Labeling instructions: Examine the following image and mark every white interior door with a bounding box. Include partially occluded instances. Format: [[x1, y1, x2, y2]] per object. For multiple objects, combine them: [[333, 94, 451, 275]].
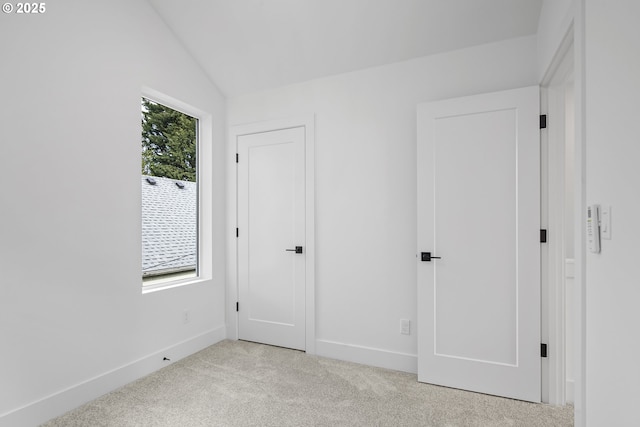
[[237, 127, 306, 351], [417, 86, 541, 402]]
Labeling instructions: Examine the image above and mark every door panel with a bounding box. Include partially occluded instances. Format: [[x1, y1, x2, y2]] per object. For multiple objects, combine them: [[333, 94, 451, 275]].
[[237, 127, 305, 350], [417, 86, 540, 402], [434, 109, 517, 366]]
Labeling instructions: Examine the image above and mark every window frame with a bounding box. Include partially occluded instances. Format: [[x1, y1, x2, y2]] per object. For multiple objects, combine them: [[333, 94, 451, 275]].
[[140, 87, 212, 294]]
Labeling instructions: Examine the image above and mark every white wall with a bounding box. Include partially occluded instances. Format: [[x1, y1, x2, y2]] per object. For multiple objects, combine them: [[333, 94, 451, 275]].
[[0, 1, 226, 425], [584, 0, 640, 424], [228, 36, 538, 370], [538, 0, 575, 80]]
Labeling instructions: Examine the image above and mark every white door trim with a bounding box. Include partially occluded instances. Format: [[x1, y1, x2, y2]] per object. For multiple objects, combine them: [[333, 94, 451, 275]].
[[227, 115, 316, 354], [539, 7, 587, 424], [572, 8, 587, 424], [540, 23, 578, 407]]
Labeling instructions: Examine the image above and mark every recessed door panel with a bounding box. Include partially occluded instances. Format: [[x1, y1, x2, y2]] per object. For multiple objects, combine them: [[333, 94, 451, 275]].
[[434, 109, 517, 366]]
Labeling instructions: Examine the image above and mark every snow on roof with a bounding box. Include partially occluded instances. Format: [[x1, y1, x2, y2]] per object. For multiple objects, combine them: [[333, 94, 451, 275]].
[[141, 175, 196, 277]]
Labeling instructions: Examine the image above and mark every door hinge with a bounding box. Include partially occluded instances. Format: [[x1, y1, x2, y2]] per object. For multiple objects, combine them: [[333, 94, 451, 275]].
[[236, 302, 239, 312], [236, 228, 239, 238], [540, 229, 548, 243], [540, 114, 547, 129], [541, 343, 548, 358], [236, 153, 239, 163]]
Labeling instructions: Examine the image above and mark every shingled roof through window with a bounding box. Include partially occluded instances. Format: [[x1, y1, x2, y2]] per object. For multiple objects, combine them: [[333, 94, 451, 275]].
[[142, 175, 196, 277]]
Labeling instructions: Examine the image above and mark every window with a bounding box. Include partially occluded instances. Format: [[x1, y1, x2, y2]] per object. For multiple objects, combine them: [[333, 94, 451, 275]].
[[141, 97, 198, 286]]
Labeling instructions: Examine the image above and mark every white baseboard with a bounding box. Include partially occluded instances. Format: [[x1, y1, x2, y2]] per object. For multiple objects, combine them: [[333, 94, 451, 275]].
[[0, 327, 226, 427], [566, 379, 575, 404], [315, 339, 417, 374]]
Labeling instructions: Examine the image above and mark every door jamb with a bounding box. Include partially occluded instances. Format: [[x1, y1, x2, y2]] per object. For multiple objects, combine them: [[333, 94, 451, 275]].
[[540, 23, 580, 408], [227, 115, 316, 354]]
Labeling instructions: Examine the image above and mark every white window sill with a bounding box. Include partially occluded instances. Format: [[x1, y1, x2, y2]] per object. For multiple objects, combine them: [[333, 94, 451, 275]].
[[142, 272, 203, 294]]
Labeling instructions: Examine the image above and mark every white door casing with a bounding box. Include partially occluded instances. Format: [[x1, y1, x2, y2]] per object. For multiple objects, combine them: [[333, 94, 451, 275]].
[[417, 86, 541, 402], [237, 126, 306, 351]]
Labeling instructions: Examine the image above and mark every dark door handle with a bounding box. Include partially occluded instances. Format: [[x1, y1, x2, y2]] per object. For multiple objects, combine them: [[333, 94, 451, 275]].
[[421, 252, 441, 262], [286, 246, 303, 254]]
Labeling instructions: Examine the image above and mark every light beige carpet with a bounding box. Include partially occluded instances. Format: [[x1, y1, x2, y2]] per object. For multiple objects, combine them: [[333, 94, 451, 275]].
[[42, 340, 573, 426]]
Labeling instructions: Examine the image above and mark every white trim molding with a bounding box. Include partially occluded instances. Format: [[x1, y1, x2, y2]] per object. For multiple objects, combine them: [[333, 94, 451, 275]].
[[565, 258, 576, 404], [316, 339, 417, 374], [0, 327, 226, 427]]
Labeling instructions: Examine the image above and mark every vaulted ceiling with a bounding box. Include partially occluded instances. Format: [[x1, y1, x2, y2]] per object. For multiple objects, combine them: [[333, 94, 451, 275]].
[[148, 0, 542, 97]]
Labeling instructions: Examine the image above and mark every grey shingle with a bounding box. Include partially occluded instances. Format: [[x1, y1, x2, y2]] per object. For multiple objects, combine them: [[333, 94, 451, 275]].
[[141, 175, 196, 276]]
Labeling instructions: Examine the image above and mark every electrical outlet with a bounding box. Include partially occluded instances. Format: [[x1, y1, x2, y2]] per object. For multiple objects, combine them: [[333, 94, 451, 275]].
[[183, 310, 191, 324], [400, 319, 411, 335]]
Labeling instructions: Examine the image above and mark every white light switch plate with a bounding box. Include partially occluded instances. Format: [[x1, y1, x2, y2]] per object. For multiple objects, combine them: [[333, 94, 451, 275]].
[[400, 319, 411, 335]]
